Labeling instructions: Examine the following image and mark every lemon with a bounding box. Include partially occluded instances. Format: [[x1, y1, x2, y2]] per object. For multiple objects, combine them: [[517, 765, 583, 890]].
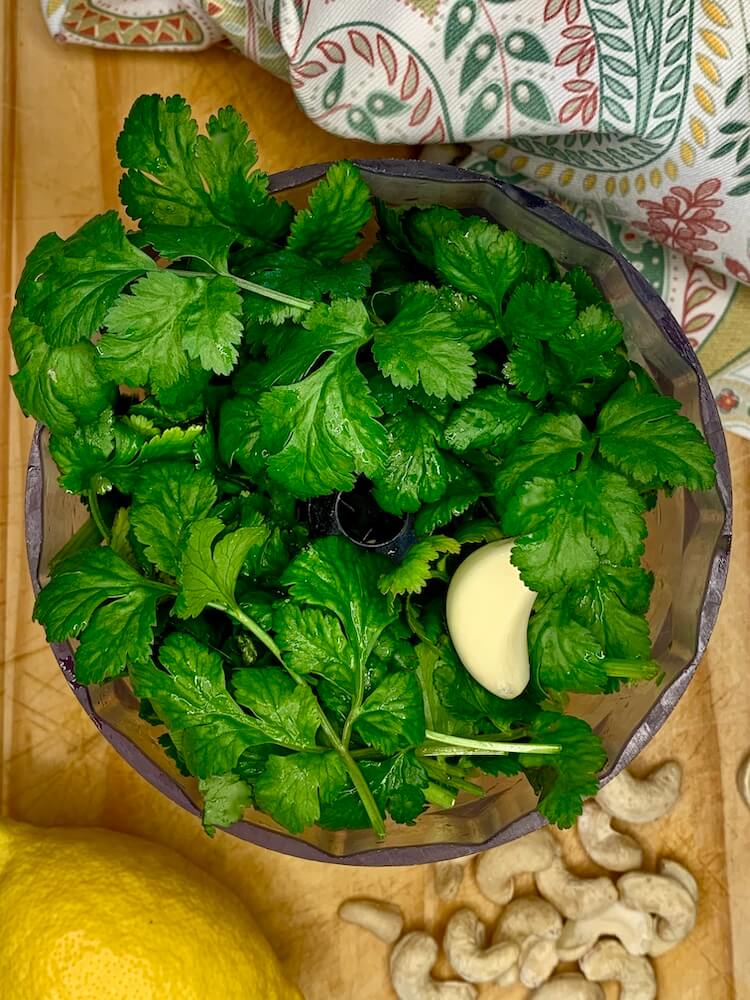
[[0, 819, 301, 1000]]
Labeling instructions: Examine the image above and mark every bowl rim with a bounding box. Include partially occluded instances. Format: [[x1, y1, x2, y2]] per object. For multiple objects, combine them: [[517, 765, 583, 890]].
[[24, 158, 733, 865]]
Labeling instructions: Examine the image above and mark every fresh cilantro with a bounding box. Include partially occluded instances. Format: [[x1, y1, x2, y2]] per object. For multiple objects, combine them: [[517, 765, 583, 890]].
[[281, 537, 396, 663], [353, 672, 425, 753], [378, 536, 461, 598], [504, 280, 577, 341], [176, 517, 268, 619], [130, 461, 217, 576], [520, 712, 608, 828], [596, 373, 716, 491], [200, 774, 252, 835], [371, 409, 449, 515], [287, 161, 372, 261], [255, 751, 348, 834], [33, 547, 172, 684], [129, 633, 268, 776], [503, 466, 646, 592], [99, 271, 243, 392], [14, 94, 719, 841], [20, 213, 155, 347], [10, 311, 114, 436], [232, 667, 321, 749], [118, 95, 292, 239], [444, 385, 536, 453], [49, 413, 203, 494], [274, 604, 353, 695], [494, 413, 593, 505], [432, 218, 524, 319], [372, 285, 476, 401]]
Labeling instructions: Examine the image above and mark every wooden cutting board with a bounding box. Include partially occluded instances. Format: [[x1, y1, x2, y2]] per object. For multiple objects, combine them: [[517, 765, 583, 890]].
[[2, 6, 749, 998]]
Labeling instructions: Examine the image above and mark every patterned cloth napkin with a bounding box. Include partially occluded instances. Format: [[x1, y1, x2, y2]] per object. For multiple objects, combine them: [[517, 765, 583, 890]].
[[43, 0, 750, 438]]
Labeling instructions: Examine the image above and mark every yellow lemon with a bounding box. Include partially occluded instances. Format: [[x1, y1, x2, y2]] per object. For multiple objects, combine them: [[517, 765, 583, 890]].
[[0, 819, 301, 1000]]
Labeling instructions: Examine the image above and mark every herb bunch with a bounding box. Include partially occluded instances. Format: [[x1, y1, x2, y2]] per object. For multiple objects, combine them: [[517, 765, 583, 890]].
[[11, 95, 716, 838]]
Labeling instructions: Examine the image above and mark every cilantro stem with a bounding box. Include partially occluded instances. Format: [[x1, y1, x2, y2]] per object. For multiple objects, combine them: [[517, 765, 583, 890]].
[[421, 730, 562, 757], [170, 269, 313, 312], [421, 760, 485, 798], [226, 601, 386, 838], [425, 783, 456, 810], [87, 491, 110, 543]]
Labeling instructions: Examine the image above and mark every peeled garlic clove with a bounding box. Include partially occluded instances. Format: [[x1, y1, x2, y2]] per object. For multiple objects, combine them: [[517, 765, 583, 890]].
[[446, 538, 536, 699]]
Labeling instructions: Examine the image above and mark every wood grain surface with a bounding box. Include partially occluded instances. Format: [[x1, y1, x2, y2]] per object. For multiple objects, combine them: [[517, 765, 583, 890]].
[[1, 6, 749, 998]]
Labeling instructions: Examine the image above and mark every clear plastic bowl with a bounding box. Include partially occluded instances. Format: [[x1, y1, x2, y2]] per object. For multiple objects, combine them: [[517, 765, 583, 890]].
[[25, 161, 732, 865]]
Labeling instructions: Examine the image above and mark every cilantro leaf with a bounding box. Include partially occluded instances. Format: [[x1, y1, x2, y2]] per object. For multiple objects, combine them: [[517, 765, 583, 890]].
[[596, 374, 716, 491], [522, 712, 607, 827], [287, 161, 372, 261], [21, 213, 155, 347], [503, 338, 549, 401], [282, 537, 397, 662], [136, 224, 236, 272], [259, 356, 386, 498], [504, 466, 646, 592], [378, 536, 461, 598], [118, 95, 292, 239], [238, 250, 370, 323], [10, 311, 114, 436], [217, 395, 265, 477], [176, 517, 268, 618], [403, 206, 466, 269], [528, 595, 609, 694], [129, 633, 267, 777], [372, 285, 476, 401], [354, 672, 426, 753], [99, 271, 243, 392], [254, 751, 348, 834], [274, 604, 353, 694], [320, 751, 430, 828], [232, 668, 320, 749], [33, 547, 171, 684], [432, 218, 524, 319], [444, 385, 537, 453], [568, 564, 654, 660], [371, 410, 449, 515], [494, 413, 592, 506], [413, 483, 483, 536], [130, 461, 217, 576], [49, 413, 203, 494], [504, 281, 577, 341], [549, 304, 624, 381], [200, 774, 252, 835], [565, 266, 604, 308]]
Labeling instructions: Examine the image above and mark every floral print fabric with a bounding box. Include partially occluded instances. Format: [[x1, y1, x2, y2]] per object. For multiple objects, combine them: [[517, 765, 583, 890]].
[[42, 0, 750, 438]]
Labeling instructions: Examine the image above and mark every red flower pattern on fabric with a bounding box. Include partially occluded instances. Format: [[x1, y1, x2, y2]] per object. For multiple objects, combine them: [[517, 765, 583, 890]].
[[724, 256, 750, 283], [632, 179, 731, 262]]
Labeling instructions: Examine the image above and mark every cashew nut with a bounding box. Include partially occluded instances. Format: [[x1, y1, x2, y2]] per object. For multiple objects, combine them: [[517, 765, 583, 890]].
[[390, 932, 478, 1000], [532, 973, 605, 999], [556, 901, 654, 961], [535, 856, 617, 920], [646, 860, 699, 957], [518, 937, 559, 988], [577, 800, 643, 871], [597, 761, 682, 823], [434, 858, 470, 901], [738, 753, 750, 809], [475, 827, 559, 905], [443, 908, 518, 983], [496, 896, 564, 944], [580, 939, 657, 1000], [338, 898, 404, 943], [618, 871, 697, 946], [658, 858, 698, 902], [494, 896, 563, 988]]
